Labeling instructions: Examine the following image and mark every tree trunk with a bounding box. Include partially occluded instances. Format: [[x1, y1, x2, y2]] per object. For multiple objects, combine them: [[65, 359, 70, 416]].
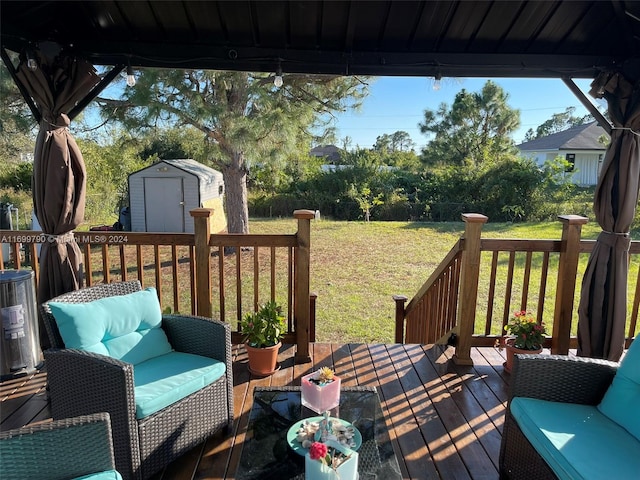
[[222, 155, 249, 234]]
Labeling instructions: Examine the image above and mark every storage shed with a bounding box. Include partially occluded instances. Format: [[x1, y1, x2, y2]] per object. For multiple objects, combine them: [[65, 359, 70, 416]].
[[128, 159, 226, 233]]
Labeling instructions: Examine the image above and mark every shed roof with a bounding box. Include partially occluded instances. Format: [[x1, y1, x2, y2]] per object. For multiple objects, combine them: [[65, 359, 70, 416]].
[[517, 122, 609, 151], [134, 159, 223, 182]]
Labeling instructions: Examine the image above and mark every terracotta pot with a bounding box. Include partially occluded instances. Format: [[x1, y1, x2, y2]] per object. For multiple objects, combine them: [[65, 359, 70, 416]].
[[246, 342, 281, 376], [503, 338, 542, 374]]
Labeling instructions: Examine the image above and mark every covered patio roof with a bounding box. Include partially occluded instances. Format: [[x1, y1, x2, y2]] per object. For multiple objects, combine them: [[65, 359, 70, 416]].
[[2, 0, 640, 80]]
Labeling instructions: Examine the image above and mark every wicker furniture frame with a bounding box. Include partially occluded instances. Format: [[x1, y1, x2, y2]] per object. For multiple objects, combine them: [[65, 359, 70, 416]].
[[0, 412, 118, 480], [40, 280, 234, 480], [499, 353, 619, 480]]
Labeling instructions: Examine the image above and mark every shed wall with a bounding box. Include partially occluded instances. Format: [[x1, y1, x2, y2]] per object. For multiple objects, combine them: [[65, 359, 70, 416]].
[[129, 163, 200, 233], [129, 160, 226, 233]]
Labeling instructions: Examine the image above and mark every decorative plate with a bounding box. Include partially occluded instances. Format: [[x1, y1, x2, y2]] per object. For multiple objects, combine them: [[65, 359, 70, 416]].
[[287, 416, 362, 456]]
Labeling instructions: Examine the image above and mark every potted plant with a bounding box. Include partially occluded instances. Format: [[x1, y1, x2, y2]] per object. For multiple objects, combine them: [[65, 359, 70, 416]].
[[301, 367, 341, 414], [305, 440, 358, 480], [241, 300, 286, 376], [502, 310, 547, 374]]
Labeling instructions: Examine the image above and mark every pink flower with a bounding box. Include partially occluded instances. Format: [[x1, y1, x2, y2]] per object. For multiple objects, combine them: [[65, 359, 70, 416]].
[[309, 442, 328, 461]]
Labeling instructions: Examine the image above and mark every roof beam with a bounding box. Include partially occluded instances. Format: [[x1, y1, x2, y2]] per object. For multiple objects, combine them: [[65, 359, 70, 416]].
[[561, 77, 612, 135], [1, 47, 41, 123]]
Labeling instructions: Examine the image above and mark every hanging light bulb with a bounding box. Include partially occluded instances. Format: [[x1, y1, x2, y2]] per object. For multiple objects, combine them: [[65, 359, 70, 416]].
[[433, 73, 442, 91], [273, 65, 283, 88], [26, 52, 38, 71], [126, 63, 136, 87]]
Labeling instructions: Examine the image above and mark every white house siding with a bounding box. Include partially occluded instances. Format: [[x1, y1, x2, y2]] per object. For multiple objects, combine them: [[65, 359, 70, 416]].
[[519, 150, 602, 186], [570, 152, 602, 186]]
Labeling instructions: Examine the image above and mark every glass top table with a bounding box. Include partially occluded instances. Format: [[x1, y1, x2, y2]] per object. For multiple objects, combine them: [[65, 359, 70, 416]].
[[236, 386, 402, 480]]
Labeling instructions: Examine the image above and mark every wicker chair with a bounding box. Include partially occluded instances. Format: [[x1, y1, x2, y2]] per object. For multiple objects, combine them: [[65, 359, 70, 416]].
[[40, 280, 234, 480], [499, 353, 619, 480], [0, 412, 120, 480]]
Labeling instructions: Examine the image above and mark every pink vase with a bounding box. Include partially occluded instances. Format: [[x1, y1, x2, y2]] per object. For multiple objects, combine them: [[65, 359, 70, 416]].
[[301, 373, 341, 413]]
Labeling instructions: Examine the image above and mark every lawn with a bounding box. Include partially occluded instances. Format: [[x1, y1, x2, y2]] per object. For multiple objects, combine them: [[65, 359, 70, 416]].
[[250, 217, 605, 344]]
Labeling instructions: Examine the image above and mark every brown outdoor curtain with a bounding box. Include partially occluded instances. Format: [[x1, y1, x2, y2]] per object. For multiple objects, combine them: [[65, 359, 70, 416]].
[[577, 72, 640, 361], [15, 53, 100, 324]]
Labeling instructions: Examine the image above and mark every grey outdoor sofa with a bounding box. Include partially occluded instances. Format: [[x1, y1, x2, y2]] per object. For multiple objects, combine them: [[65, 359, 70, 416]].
[[0, 412, 120, 480], [40, 280, 234, 480], [499, 352, 632, 479]]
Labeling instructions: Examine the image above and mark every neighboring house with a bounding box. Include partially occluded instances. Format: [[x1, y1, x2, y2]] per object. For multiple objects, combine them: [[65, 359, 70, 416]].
[[517, 122, 609, 186], [310, 145, 343, 164]]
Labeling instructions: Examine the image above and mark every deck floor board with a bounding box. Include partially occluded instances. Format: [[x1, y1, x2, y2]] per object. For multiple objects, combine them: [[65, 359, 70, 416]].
[[0, 344, 511, 479]]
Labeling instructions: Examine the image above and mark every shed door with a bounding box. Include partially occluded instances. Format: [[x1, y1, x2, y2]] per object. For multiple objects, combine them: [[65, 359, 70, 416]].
[[144, 177, 184, 232]]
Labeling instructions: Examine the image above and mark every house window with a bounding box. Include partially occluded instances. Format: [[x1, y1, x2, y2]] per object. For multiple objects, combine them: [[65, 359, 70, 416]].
[[565, 153, 575, 172]]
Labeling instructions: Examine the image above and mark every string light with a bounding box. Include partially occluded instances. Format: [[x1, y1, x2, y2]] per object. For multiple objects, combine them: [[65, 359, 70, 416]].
[[433, 72, 442, 91], [126, 63, 136, 87], [26, 51, 38, 71], [274, 64, 283, 88]]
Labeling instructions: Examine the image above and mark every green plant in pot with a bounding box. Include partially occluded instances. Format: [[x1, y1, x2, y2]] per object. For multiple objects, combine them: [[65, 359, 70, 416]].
[[502, 310, 547, 374], [241, 300, 286, 376]]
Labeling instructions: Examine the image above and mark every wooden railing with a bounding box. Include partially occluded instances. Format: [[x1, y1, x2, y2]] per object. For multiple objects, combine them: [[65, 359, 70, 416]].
[[395, 214, 639, 364], [0, 209, 316, 363], [393, 240, 463, 345]]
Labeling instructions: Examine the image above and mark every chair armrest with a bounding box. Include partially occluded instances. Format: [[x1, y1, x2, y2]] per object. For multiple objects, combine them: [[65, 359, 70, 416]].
[[45, 349, 136, 419], [511, 354, 618, 405], [0, 412, 117, 480], [162, 314, 232, 364], [44, 349, 141, 479]]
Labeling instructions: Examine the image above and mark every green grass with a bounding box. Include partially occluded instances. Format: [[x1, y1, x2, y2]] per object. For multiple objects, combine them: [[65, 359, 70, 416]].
[[250, 218, 607, 344]]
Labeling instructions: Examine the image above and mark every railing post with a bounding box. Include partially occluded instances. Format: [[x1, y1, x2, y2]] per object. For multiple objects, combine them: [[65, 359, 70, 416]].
[[552, 215, 588, 354], [453, 213, 488, 365], [309, 292, 318, 343], [393, 295, 408, 343], [294, 209, 315, 363], [190, 208, 213, 318]]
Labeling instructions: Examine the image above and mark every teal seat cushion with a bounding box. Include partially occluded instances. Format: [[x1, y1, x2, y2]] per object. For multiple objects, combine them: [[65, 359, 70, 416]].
[[73, 470, 123, 480], [133, 351, 226, 419], [48, 287, 172, 365], [511, 397, 640, 480], [598, 339, 640, 442]]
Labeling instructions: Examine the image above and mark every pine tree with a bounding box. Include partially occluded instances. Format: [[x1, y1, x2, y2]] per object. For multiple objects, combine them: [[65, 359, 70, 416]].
[[98, 70, 367, 233]]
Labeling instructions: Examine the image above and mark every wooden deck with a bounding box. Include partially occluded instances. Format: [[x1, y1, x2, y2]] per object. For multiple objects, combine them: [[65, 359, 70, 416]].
[[1, 344, 514, 479]]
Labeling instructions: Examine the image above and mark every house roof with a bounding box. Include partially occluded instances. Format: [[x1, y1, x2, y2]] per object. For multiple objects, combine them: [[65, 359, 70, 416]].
[[310, 145, 343, 163], [2, 1, 640, 80], [517, 122, 609, 151]]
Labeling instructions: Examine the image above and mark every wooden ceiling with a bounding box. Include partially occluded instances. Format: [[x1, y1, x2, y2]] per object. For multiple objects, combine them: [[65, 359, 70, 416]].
[[2, 1, 640, 79]]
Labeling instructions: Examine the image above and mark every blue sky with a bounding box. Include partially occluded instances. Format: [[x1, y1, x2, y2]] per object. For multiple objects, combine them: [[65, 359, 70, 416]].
[[328, 76, 601, 151]]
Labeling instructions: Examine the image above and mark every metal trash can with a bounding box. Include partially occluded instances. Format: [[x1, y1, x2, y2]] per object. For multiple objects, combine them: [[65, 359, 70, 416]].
[[0, 270, 42, 379]]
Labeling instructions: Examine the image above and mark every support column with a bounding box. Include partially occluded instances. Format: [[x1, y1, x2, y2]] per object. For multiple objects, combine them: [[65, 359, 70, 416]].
[[294, 209, 315, 363], [190, 208, 213, 318], [453, 213, 488, 365], [552, 215, 588, 354], [393, 295, 408, 343]]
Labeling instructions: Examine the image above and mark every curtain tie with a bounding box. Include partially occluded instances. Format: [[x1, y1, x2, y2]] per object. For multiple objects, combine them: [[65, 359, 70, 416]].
[[43, 113, 71, 141], [611, 127, 640, 137], [599, 230, 631, 251]]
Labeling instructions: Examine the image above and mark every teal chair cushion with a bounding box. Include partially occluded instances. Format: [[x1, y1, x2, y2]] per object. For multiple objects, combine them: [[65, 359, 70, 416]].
[[511, 397, 640, 480], [49, 287, 172, 365], [133, 351, 226, 419], [73, 471, 123, 480], [598, 339, 640, 442]]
